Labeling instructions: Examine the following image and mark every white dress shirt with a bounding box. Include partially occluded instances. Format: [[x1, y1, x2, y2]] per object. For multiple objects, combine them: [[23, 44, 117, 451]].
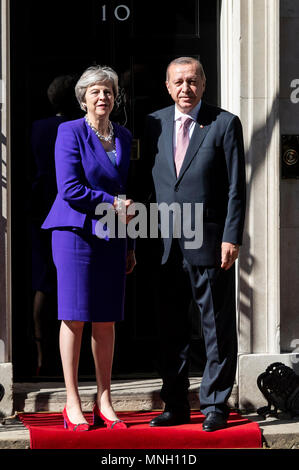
[[173, 100, 202, 154]]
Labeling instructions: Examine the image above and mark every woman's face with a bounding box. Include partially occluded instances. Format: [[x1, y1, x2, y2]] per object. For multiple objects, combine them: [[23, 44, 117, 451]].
[[84, 81, 115, 120]]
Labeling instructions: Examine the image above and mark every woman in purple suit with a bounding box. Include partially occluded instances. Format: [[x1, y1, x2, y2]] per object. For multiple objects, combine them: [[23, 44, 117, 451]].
[[42, 65, 136, 431]]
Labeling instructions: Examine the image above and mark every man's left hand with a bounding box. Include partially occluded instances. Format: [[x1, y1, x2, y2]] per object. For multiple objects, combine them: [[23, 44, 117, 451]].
[[221, 242, 239, 270]]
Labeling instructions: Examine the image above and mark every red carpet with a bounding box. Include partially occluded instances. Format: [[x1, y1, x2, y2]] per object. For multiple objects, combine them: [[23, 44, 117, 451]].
[[18, 410, 262, 449]]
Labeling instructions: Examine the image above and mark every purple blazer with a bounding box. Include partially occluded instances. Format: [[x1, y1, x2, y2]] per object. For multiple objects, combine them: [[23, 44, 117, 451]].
[[42, 117, 133, 241]]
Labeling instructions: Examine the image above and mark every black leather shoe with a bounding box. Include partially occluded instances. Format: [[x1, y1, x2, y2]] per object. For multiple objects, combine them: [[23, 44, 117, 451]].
[[150, 411, 190, 427], [202, 411, 227, 432]]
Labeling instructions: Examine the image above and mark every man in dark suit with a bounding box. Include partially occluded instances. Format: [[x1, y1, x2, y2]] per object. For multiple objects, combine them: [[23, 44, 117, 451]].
[[144, 57, 246, 431]]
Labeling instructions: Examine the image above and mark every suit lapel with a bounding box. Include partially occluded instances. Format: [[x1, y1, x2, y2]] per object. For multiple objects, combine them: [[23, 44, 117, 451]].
[[113, 125, 122, 168], [176, 102, 211, 182], [162, 107, 177, 178], [85, 119, 121, 176]]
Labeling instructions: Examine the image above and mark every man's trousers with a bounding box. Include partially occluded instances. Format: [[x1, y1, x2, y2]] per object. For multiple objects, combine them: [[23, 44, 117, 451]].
[[157, 240, 237, 417]]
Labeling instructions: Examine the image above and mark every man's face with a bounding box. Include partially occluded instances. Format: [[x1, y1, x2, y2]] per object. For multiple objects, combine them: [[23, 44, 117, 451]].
[[166, 62, 205, 113]]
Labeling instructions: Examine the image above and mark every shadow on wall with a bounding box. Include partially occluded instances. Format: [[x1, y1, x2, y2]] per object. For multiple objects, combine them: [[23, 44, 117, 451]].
[[238, 93, 280, 352]]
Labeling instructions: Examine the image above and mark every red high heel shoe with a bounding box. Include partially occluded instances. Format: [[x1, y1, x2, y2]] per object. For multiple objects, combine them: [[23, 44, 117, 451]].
[[62, 407, 89, 431], [92, 403, 127, 429]]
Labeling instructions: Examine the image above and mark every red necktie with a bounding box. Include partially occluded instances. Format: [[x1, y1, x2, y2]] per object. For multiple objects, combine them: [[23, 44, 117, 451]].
[[174, 116, 193, 176]]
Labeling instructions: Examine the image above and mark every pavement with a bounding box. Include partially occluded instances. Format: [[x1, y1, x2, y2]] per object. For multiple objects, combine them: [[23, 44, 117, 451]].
[[0, 377, 299, 450]]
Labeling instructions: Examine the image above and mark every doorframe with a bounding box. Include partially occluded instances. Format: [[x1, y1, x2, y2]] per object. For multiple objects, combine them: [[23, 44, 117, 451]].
[[0, 0, 13, 417]]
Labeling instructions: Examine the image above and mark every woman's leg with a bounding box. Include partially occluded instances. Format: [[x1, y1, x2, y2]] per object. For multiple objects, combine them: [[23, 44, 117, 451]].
[[33, 290, 46, 374], [91, 321, 118, 420], [59, 320, 88, 424]]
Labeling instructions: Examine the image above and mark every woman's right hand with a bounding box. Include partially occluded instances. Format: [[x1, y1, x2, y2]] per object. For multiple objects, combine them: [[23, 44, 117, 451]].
[[113, 198, 135, 224]]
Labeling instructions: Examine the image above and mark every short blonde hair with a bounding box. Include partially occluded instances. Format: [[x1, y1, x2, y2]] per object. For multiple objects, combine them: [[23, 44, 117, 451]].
[[75, 65, 119, 111]]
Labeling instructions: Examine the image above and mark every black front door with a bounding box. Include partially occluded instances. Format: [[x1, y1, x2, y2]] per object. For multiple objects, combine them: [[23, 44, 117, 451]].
[[10, 0, 219, 379]]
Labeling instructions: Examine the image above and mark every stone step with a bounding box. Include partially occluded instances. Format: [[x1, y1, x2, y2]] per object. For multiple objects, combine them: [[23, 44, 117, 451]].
[[13, 377, 238, 413]]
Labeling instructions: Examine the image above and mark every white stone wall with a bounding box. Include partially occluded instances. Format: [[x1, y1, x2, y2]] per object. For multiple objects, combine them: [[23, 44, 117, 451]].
[[221, 0, 299, 410], [219, 0, 299, 409], [221, 0, 280, 357]]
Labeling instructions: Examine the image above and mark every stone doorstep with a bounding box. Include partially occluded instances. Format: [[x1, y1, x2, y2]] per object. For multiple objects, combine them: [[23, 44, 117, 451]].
[[12, 377, 238, 413], [0, 424, 30, 450], [1, 378, 299, 449]]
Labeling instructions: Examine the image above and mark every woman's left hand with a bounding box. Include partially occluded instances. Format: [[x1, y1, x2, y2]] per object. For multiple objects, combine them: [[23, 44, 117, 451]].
[[126, 250, 136, 274]]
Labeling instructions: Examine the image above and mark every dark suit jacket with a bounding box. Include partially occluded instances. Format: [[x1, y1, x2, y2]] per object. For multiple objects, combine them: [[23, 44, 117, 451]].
[[144, 101, 246, 266]]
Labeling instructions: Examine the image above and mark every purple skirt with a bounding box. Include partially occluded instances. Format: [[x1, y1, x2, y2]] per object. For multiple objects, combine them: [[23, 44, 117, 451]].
[[51, 228, 127, 322]]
